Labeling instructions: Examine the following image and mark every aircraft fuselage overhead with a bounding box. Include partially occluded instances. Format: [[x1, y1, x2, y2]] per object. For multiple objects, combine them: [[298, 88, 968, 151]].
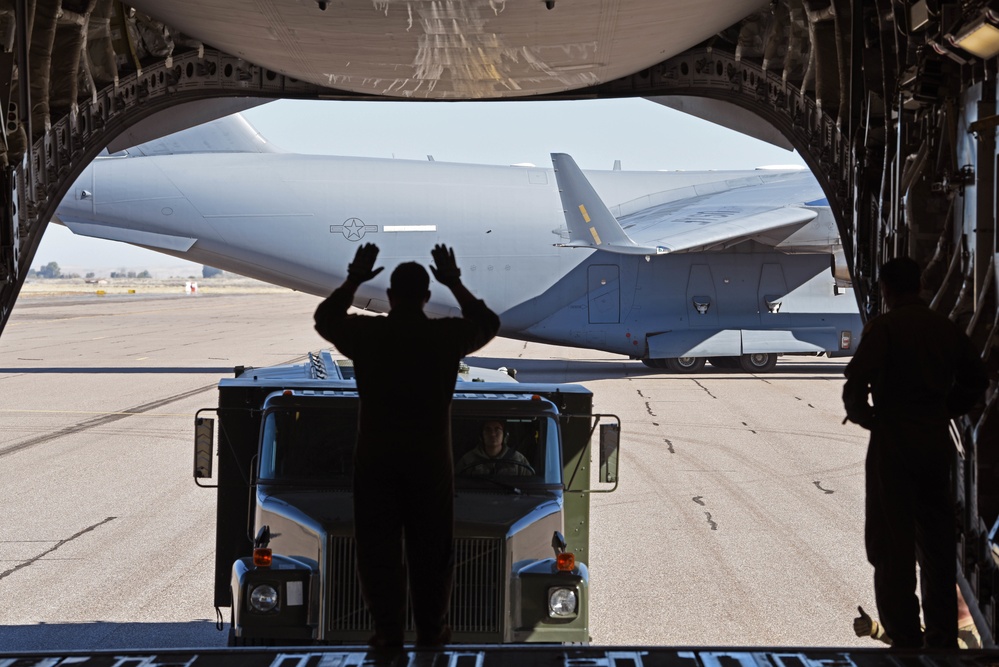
[[126, 1, 766, 99]]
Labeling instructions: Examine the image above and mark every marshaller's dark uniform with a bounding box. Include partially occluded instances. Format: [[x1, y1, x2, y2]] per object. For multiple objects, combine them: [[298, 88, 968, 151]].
[[314, 289, 499, 644], [843, 295, 986, 648]]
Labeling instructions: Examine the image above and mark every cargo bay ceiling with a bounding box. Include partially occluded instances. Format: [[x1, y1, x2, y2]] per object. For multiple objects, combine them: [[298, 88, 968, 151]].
[[0, 0, 995, 336]]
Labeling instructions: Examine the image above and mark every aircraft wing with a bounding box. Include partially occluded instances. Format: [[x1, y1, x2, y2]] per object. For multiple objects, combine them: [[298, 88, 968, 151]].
[[552, 153, 819, 255]]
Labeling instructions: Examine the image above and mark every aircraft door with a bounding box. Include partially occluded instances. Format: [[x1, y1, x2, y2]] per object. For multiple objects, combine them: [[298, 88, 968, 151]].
[[588, 265, 620, 324], [758, 263, 790, 325], [685, 264, 718, 327]]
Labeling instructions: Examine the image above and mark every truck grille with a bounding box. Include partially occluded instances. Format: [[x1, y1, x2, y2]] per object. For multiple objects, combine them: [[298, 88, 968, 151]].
[[327, 536, 503, 635]]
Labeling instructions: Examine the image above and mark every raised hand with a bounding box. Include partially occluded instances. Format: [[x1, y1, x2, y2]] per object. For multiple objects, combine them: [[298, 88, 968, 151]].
[[346, 243, 383, 283], [430, 244, 461, 288]]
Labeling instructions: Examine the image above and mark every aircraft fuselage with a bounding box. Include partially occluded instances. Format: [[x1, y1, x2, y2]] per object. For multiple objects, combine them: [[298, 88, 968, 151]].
[[58, 153, 861, 362]]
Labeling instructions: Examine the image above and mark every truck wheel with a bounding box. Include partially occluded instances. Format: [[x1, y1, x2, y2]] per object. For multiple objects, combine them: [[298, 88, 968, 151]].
[[739, 352, 777, 372], [666, 356, 705, 373], [708, 356, 740, 369]]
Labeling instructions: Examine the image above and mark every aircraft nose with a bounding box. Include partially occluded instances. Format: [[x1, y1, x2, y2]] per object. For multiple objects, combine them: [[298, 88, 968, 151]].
[[56, 164, 95, 220]]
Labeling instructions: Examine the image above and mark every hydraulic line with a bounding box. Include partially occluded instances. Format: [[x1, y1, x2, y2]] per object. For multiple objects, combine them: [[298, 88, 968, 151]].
[[949, 253, 976, 321], [929, 233, 964, 312], [965, 256, 994, 338]]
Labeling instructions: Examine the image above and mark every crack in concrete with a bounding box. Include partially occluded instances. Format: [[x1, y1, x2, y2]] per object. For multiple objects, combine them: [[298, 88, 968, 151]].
[[0, 517, 117, 581]]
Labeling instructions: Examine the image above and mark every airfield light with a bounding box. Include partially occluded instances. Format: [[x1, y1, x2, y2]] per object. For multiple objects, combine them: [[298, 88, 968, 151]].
[[556, 552, 575, 571], [253, 548, 273, 567]]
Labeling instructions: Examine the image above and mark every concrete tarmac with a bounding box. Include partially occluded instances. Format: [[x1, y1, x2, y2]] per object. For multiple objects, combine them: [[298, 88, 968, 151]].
[[0, 287, 876, 651]]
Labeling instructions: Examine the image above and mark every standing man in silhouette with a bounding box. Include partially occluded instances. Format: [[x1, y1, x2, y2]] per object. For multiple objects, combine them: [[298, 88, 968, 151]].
[[843, 256, 987, 649], [314, 243, 499, 648]]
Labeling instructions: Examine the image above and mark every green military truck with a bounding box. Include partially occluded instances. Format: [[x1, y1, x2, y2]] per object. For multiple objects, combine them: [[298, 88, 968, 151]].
[[194, 350, 620, 645]]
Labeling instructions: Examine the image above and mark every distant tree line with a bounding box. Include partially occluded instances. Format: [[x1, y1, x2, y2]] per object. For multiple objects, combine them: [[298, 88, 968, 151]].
[[28, 262, 225, 279], [27, 262, 77, 279]]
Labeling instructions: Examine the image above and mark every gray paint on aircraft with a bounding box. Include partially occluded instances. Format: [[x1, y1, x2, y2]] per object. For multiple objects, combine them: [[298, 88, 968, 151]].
[[54, 114, 863, 368]]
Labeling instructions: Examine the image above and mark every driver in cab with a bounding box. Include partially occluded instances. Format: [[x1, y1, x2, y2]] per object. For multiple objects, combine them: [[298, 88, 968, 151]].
[[457, 419, 534, 476]]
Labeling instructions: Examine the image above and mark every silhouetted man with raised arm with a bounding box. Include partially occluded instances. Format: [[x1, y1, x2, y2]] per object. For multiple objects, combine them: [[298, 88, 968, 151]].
[[843, 256, 987, 649], [314, 243, 499, 648]]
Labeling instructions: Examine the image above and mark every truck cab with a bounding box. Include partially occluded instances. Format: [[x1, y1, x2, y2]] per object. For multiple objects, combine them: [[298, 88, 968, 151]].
[[195, 351, 619, 646]]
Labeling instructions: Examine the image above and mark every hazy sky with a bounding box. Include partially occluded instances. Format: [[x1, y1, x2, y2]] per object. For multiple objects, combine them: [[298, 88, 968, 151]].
[[36, 98, 807, 275]]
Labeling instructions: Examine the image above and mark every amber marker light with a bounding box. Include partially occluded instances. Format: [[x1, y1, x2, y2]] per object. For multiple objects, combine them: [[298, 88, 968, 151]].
[[556, 552, 575, 572], [283, 390, 293, 396], [253, 548, 273, 567]]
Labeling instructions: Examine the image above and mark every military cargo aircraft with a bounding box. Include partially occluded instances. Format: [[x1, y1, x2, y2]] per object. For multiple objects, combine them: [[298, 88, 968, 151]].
[[54, 114, 861, 372]]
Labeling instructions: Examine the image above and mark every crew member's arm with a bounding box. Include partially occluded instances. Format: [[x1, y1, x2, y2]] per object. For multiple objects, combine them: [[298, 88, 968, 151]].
[[430, 244, 501, 350], [947, 329, 988, 417], [314, 243, 383, 355], [842, 320, 884, 429]]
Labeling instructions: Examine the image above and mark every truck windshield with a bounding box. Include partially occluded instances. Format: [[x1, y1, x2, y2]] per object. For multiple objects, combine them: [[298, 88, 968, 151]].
[[259, 407, 357, 483], [258, 408, 561, 487], [452, 415, 561, 485]]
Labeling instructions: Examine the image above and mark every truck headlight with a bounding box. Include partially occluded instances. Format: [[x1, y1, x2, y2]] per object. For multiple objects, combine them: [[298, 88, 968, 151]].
[[548, 586, 577, 618], [249, 584, 279, 612]]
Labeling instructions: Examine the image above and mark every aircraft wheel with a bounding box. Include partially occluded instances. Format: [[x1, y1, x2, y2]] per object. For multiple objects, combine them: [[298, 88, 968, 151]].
[[739, 352, 777, 373], [708, 356, 740, 369], [641, 358, 669, 369], [666, 356, 705, 373]]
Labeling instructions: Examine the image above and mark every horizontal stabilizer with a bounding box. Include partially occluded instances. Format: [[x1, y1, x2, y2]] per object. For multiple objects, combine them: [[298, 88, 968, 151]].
[[61, 219, 197, 252], [551, 153, 668, 255]]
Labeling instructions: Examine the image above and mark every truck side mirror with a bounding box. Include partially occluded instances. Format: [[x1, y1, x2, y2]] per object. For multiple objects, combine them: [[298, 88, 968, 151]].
[[194, 416, 215, 482], [599, 423, 619, 484]]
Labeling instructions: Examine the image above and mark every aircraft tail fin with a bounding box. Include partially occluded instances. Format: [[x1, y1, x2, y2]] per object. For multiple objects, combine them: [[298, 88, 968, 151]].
[[551, 153, 667, 256]]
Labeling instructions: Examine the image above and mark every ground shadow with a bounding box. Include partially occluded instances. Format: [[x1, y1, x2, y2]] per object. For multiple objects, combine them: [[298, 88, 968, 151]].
[[0, 367, 235, 374], [467, 356, 848, 384], [0, 620, 229, 652]]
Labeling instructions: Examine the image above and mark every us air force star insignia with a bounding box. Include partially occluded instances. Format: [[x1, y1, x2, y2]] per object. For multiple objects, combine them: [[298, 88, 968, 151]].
[[330, 218, 378, 241]]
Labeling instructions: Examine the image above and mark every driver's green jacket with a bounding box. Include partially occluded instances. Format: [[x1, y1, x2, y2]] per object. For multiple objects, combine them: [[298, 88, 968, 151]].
[[457, 444, 533, 476]]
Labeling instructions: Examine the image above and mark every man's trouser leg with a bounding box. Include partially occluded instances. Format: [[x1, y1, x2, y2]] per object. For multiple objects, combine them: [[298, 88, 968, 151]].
[[355, 479, 406, 645], [404, 472, 454, 646], [867, 435, 923, 648], [915, 443, 958, 649]]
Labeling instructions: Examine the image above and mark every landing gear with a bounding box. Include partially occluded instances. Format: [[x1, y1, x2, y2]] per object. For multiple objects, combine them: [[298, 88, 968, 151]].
[[739, 352, 777, 372], [642, 357, 704, 372], [665, 356, 705, 373]]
